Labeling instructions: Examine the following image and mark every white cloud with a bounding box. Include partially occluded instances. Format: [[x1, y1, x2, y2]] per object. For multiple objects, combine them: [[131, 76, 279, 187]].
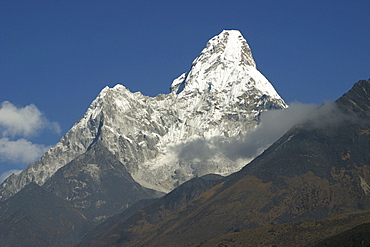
[[175, 101, 349, 165], [220, 102, 320, 159], [0, 138, 49, 163], [0, 101, 61, 138], [0, 169, 22, 183], [0, 101, 61, 185]]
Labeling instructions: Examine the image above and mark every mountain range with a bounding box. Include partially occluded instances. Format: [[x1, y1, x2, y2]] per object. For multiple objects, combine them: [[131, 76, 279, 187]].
[[0, 30, 369, 246]]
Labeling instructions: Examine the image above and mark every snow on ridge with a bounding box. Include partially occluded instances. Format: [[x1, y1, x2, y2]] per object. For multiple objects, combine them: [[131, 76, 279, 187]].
[[0, 30, 288, 199]]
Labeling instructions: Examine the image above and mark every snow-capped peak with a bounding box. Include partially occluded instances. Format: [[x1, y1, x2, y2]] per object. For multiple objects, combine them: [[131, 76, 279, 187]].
[[171, 30, 284, 102], [200, 29, 256, 68]]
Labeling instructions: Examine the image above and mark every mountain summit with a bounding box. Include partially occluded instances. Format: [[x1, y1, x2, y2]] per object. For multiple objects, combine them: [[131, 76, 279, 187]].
[[0, 30, 286, 220], [171, 30, 283, 100]]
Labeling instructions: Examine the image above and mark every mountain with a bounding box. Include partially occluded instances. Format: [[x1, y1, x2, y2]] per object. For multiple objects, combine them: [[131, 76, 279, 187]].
[[0, 183, 92, 247], [0, 29, 286, 204], [0, 28, 367, 247], [79, 79, 370, 246]]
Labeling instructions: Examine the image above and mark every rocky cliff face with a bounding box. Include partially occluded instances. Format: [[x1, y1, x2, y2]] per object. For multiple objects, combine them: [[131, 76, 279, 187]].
[[0, 30, 287, 201]]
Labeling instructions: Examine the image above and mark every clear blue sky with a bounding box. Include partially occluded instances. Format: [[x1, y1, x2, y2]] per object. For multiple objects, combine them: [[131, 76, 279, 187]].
[[0, 0, 369, 180]]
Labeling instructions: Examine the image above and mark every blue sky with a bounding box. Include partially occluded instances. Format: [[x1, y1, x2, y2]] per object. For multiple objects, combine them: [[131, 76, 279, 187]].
[[0, 0, 369, 181]]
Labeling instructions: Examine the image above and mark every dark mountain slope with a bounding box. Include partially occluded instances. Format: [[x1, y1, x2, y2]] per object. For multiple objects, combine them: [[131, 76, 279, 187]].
[[0, 183, 91, 247], [43, 141, 163, 224], [314, 222, 370, 247], [77, 174, 224, 246], [336, 79, 370, 117], [195, 209, 370, 247], [0, 141, 163, 247], [80, 79, 370, 246]]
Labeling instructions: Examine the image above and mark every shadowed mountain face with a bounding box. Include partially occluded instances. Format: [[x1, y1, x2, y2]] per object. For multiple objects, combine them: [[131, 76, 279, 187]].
[[78, 174, 224, 247], [43, 142, 162, 224], [0, 183, 92, 247], [79, 80, 370, 246], [0, 143, 163, 247]]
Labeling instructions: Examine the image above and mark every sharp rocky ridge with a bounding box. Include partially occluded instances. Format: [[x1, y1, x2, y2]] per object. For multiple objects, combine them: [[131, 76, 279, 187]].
[[0, 30, 287, 201]]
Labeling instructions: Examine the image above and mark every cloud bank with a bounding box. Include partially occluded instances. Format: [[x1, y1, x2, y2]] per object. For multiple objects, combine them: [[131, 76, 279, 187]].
[[0, 101, 61, 182], [176, 101, 347, 167]]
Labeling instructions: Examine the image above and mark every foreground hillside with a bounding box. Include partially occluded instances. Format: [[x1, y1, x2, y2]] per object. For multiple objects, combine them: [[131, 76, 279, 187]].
[[195, 209, 370, 247]]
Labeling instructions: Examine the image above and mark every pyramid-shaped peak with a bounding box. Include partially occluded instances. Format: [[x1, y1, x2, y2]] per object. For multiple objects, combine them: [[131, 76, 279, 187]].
[[211, 30, 247, 45], [203, 29, 256, 68], [171, 30, 283, 101]]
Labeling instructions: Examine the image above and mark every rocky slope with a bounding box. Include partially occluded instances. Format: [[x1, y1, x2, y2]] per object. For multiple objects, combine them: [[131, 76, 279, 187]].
[[43, 142, 162, 223], [0, 30, 286, 202]]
